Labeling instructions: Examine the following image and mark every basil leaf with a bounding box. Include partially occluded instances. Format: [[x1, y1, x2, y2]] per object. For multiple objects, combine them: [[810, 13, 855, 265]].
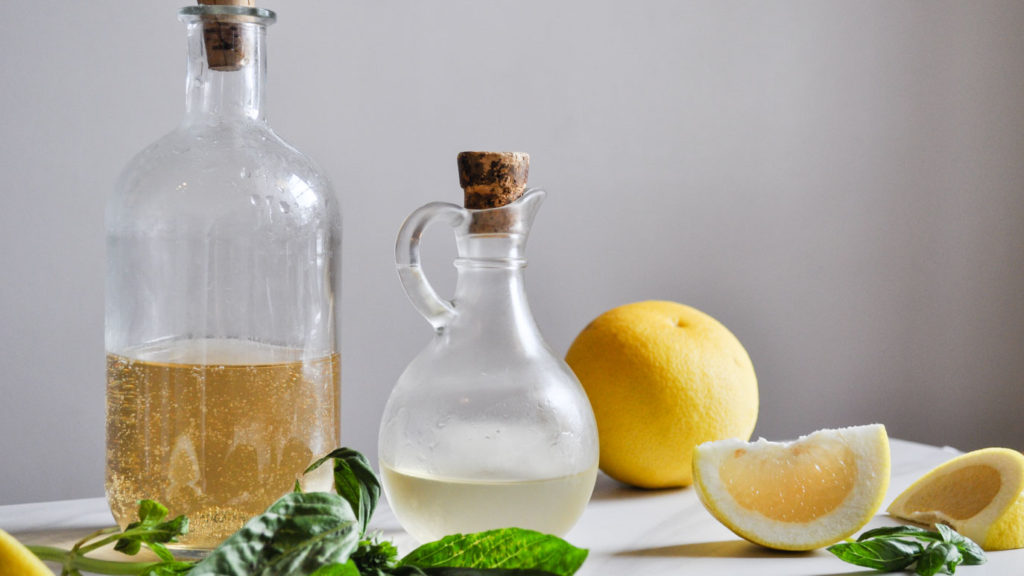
[[827, 538, 921, 571], [189, 492, 359, 576], [147, 542, 175, 562], [415, 565, 561, 569], [351, 537, 400, 574], [140, 561, 196, 576], [386, 566, 429, 576], [309, 561, 361, 576], [934, 524, 986, 565], [113, 499, 188, 556], [955, 540, 987, 565], [934, 523, 956, 543], [939, 542, 964, 575], [857, 525, 938, 542], [388, 568, 558, 576], [306, 447, 381, 535], [399, 528, 587, 576], [138, 500, 169, 524], [915, 542, 962, 576]]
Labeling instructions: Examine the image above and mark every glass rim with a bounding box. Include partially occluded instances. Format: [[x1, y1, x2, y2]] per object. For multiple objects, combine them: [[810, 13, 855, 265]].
[[178, 5, 277, 24]]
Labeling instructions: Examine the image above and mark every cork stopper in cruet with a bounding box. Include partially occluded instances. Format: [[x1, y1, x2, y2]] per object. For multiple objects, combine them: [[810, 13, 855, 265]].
[[198, 0, 257, 72], [457, 152, 530, 210]]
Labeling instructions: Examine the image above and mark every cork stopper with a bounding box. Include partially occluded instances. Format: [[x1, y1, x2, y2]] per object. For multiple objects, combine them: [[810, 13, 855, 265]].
[[199, 0, 256, 71], [457, 152, 531, 233], [458, 152, 530, 209]]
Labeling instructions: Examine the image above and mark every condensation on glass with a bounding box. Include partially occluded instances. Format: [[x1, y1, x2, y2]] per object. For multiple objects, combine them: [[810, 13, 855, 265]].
[[105, 3, 341, 552], [379, 152, 599, 543]]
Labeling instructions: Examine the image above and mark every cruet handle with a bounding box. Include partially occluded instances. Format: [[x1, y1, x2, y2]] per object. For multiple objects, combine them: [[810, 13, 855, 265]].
[[395, 201, 469, 330]]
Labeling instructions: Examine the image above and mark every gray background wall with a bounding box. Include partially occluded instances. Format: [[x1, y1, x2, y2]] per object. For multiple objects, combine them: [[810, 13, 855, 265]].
[[1, 1, 1022, 505]]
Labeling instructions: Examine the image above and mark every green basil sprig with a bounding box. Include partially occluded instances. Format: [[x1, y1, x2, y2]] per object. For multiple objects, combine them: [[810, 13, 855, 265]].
[[188, 492, 360, 576], [305, 447, 382, 536], [827, 524, 986, 576], [28, 448, 587, 576], [28, 499, 191, 575]]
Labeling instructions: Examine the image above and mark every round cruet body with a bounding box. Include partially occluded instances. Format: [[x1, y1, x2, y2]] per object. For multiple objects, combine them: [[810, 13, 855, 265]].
[[380, 155, 599, 543], [104, 5, 341, 552]]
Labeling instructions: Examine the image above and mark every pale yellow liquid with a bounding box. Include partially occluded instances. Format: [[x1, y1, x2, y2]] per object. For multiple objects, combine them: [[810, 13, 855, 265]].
[[381, 463, 597, 543], [105, 339, 339, 551]]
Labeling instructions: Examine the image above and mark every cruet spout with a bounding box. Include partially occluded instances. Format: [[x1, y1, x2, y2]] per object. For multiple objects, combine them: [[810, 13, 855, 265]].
[[515, 186, 546, 227]]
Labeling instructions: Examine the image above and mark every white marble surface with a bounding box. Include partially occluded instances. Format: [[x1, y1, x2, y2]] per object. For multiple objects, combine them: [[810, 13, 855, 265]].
[[3, 439, 1022, 575]]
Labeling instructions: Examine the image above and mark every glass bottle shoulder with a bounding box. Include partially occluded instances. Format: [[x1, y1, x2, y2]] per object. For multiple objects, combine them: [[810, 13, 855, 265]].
[[108, 121, 338, 232]]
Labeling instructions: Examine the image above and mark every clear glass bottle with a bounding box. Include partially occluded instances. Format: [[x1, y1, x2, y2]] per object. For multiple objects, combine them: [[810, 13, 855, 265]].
[[379, 152, 599, 543], [105, 2, 341, 552]]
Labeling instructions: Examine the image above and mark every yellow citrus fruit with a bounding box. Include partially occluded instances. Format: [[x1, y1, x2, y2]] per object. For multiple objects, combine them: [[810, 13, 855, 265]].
[[0, 529, 55, 576], [692, 424, 890, 551], [887, 447, 1024, 550], [565, 300, 757, 488]]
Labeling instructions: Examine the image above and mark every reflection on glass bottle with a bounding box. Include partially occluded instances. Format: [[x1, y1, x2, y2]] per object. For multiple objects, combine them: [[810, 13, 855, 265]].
[[105, 2, 340, 552], [380, 152, 599, 543]]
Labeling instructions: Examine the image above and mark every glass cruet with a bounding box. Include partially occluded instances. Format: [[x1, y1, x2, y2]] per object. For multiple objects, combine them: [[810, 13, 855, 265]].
[[379, 151, 599, 543], [105, 1, 341, 553]]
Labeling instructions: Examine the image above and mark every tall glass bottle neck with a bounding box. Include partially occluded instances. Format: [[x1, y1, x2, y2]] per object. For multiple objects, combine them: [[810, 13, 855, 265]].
[[182, 17, 269, 124]]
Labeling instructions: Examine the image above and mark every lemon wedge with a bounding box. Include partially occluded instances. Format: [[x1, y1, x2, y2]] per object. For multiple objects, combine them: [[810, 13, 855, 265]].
[[692, 424, 890, 551], [0, 529, 55, 576], [888, 447, 1024, 550]]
